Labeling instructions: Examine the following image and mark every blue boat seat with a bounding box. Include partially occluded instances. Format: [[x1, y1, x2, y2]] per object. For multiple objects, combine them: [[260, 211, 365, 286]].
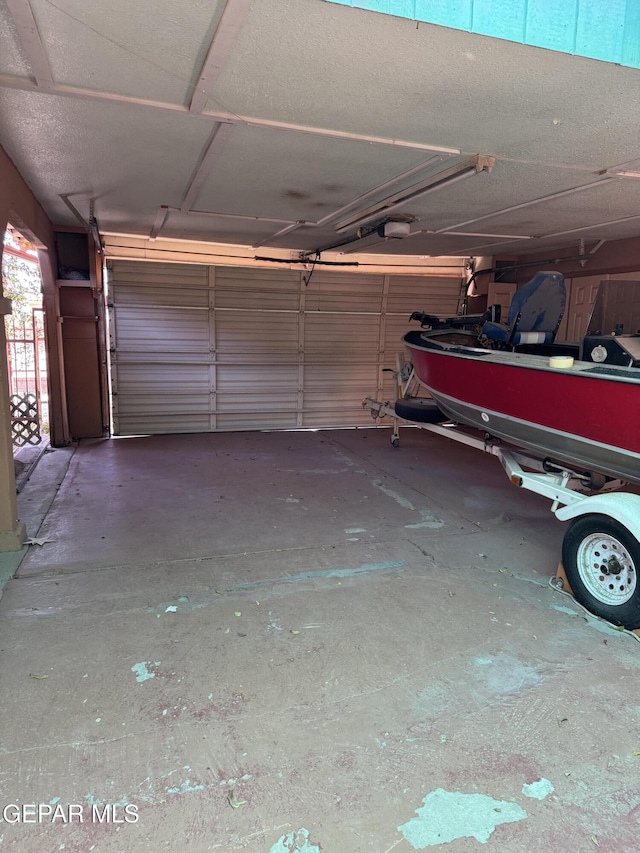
[[482, 271, 566, 347]]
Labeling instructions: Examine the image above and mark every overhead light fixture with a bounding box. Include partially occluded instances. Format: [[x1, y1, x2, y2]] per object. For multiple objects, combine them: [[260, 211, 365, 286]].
[[334, 154, 495, 234], [382, 220, 411, 238]]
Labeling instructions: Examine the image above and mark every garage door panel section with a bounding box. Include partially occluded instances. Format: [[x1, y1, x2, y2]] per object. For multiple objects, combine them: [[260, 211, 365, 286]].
[[305, 314, 379, 363], [110, 283, 210, 308], [117, 363, 211, 396], [305, 272, 384, 313], [386, 275, 463, 316], [216, 364, 298, 430], [215, 310, 299, 364], [215, 267, 300, 311], [303, 364, 379, 428], [109, 261, 210, 435], [114, 308, 209, 354], [115, 367, 211, 436]]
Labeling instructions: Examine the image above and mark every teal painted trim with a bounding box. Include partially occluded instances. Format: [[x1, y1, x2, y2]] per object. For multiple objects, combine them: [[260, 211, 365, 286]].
[[525, 0, 579, 54], [575, 0, 626, 64], [415, 0, 472, 31], [622, 1, 640, 67], [472, 0, 527, 44], [326, 0, 640, 69]]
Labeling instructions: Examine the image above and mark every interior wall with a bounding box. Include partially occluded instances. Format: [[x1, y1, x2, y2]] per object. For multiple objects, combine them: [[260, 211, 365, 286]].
[[513, 238, 640, 283], [507, 241, 640, 343]]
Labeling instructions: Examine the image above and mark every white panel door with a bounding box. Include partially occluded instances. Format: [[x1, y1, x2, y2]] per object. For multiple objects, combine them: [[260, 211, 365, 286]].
[[562, 277, 602, 343]]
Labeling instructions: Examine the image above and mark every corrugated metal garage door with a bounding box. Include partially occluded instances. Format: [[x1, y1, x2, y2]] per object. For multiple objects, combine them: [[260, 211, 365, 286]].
[[108, 260, 465, 435]]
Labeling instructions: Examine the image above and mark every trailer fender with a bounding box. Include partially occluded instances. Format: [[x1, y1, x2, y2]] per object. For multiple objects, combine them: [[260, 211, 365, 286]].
[[555, 492, 640, 542]]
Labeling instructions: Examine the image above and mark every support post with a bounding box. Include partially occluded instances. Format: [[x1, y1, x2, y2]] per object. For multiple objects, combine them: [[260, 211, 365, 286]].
[[0, 294, 27, 550]]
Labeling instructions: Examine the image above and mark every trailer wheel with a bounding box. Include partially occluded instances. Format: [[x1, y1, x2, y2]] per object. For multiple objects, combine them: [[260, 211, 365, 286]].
[[393, 397, 446, 423], [562, 514, 640, 629]]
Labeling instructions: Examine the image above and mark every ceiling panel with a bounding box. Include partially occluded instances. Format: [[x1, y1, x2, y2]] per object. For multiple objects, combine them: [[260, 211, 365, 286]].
[[0, 3, 31, 76], [191, 123, 449, 221], [159, 210, 285, 245], [26, 0, 227, 103], [470, 178, 640, 236], [0, 88, 213, 228]]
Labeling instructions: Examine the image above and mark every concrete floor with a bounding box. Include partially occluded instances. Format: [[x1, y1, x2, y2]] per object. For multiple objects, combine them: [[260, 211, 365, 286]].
[[1, 427, 639, 852]]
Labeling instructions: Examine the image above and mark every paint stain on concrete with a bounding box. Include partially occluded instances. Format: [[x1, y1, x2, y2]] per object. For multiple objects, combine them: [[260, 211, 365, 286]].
[[405, 510, 443, 530], [399, 789, 527, 847], [268, 827, 321, 853], [85, 793, 130, 809], [131, 661, 160, 682], [345, 527, 366, 534], [522, 778, 554, 800], [550, 601, 633, 639], [474, 653, 543, 694], [230, 561, 406, 590], [331, 447, 365, 472], [219, 774, 252, 787], [268, 612, 283, 631], [166, 779, 205, 795], [286, 467, 350, 475], [371, 479, 443, 528], [372, 479, 414, 509], [550, 604, 578, 616]]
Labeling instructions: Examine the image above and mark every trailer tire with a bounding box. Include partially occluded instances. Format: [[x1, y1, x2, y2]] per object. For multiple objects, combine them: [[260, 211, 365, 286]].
[[394, 397, 446, 424], [562, 514, 640, 630]]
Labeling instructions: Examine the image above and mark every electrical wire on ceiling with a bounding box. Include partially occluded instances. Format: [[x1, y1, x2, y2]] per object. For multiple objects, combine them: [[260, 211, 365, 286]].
[[253, 256, 359, 267], [303, 251, 320, 287], [253, 251, 360, 285]]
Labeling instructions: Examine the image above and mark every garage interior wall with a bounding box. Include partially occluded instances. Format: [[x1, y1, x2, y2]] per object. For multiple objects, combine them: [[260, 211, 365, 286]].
[[107, 260, 467, 436], [0, 146, 65, 549]]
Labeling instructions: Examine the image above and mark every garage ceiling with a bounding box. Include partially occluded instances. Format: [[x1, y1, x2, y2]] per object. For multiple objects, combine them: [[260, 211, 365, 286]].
[[2, 0, 640, 260]]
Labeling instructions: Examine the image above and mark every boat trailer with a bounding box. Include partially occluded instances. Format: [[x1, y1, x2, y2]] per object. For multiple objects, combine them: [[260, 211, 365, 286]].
[[363, 360, 640, 633]]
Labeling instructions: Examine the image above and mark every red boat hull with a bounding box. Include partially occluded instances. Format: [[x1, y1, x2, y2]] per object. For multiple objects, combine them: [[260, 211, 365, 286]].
[[403, 332, 640, 484]]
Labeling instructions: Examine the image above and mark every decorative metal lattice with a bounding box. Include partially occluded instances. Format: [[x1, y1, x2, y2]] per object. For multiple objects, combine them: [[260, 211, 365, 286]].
[[10, 393, 40, 447]]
